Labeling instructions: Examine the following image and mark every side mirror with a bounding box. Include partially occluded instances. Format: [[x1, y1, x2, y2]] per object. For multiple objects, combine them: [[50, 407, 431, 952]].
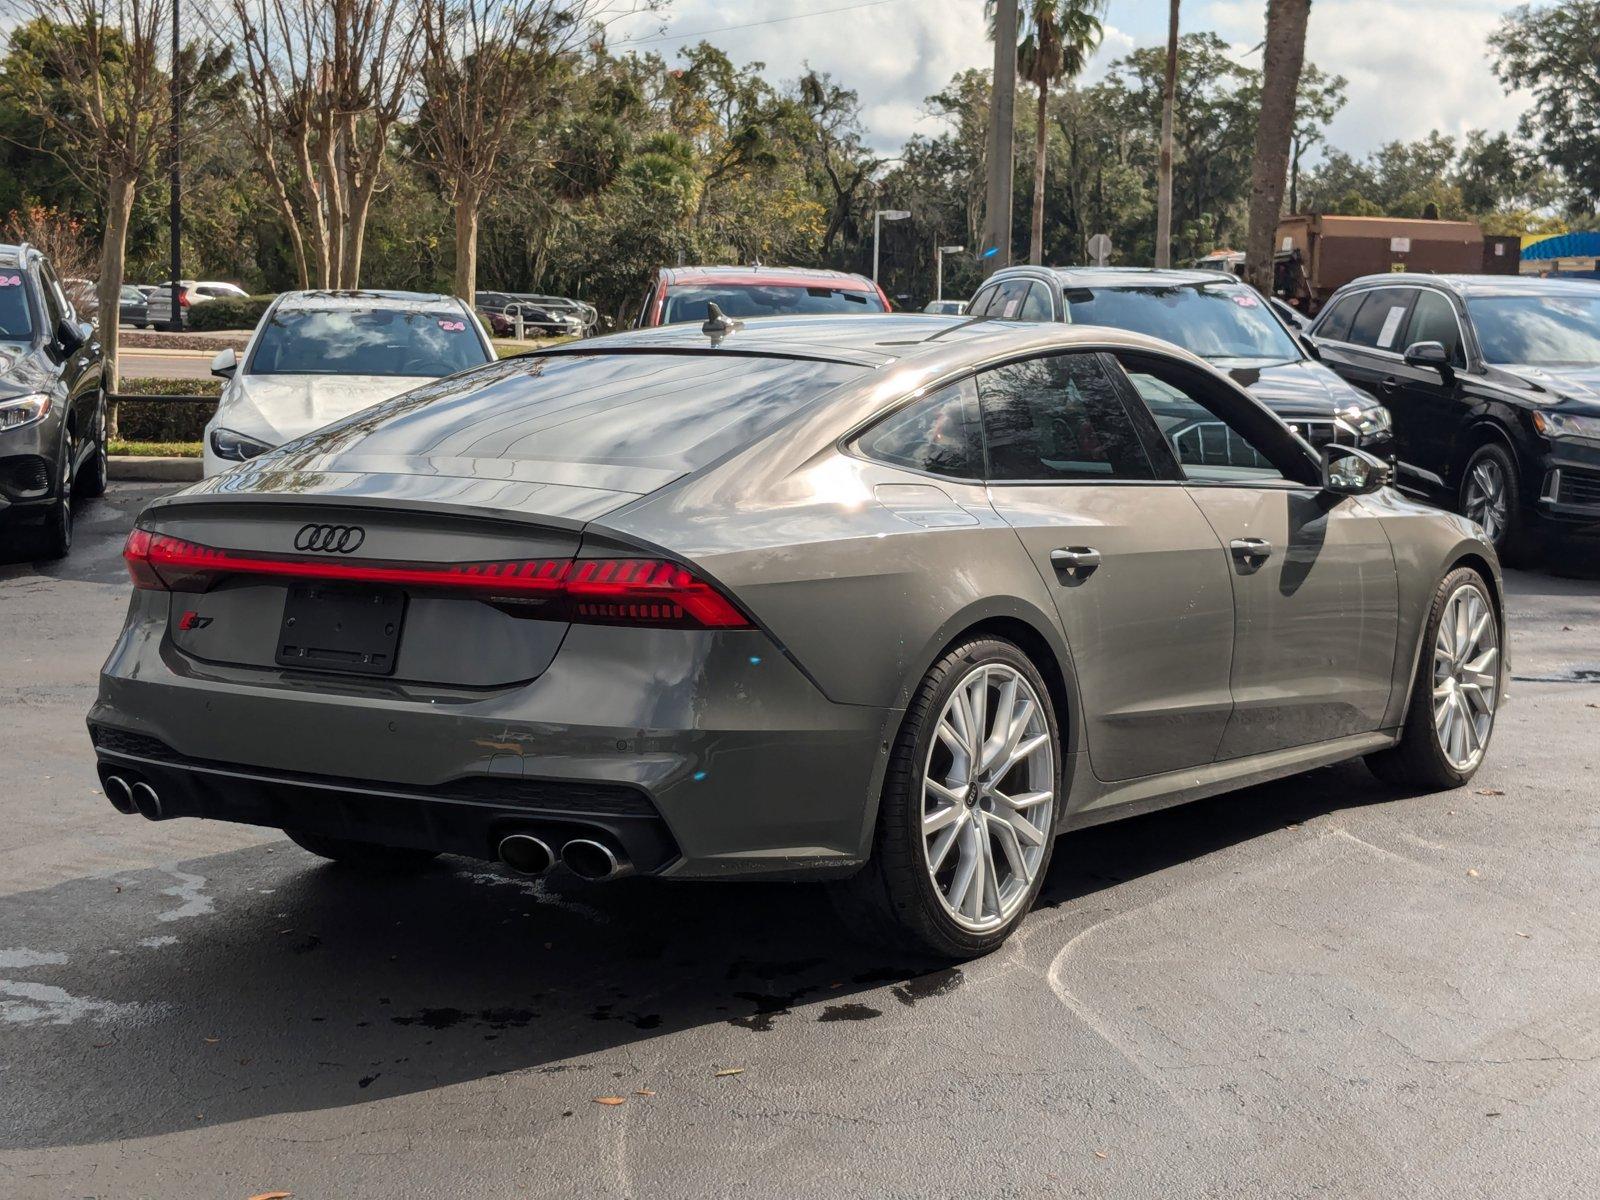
[[1403, 340, 1454, 381], [55, 318, 84, 356], [1321, 444, 1392, 496], [210, 347, 238, 379]]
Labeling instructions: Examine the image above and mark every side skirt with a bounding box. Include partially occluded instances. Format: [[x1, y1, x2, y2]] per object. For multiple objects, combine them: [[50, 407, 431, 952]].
[[1061, 730, 1399, 833]]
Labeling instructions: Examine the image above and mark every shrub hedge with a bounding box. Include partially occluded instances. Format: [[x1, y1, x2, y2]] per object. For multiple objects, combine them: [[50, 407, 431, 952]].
[[186, 294, 276, 331], [112, 376, 219, 441]]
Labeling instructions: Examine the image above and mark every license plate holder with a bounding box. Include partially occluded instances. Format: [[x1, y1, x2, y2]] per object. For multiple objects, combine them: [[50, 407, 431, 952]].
[[276, 584, 405, 676]]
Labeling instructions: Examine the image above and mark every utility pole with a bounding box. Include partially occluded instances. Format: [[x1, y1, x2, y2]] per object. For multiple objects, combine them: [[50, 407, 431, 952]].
[[1155, 0, 1179, 269], [167, 0, 182, 331], [981, 0, 1018, 277]]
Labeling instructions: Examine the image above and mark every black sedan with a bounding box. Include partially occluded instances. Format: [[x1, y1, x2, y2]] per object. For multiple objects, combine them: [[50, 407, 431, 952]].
[[119, 284, 150, 328], [1309, 274, 1600, 562]]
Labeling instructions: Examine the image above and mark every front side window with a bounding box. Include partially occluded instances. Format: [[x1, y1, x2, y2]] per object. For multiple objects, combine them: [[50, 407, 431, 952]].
[[1404, 290, 1466, 366], [1115, 352, 1302, 484], [968, 285, 998, 316], [853, 378, 983, 479], [660, 284, 885, 324], [977, 352, 1156, 482], [1063, 281, 1301, 363], [247, 307, 492, 378], [1466, 293, 1600, 367], [1346, 289, 1414, 351]]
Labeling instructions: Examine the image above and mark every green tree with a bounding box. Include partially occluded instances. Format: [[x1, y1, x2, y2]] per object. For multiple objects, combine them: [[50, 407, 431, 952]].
[[1492, 1, 1600, 214]]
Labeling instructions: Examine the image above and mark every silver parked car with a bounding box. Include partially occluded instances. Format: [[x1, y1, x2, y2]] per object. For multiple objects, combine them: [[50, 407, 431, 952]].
[[90, 315, 1505, 957]]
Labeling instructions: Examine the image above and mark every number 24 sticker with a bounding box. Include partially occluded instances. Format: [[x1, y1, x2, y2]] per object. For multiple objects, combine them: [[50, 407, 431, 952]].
[[0, 275, 21, 287], [438, 319, 466, 331]]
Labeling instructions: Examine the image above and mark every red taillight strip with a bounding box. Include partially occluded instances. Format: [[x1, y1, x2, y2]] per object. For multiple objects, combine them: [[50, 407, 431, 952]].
[[122, 528, 752, 629]]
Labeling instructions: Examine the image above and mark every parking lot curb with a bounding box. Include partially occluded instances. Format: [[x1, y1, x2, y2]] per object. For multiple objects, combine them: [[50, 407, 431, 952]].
[[109, 456, 202, 483]]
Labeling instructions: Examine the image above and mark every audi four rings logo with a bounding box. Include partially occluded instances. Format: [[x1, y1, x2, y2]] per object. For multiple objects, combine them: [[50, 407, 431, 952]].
[[294, 523, 366, 553]]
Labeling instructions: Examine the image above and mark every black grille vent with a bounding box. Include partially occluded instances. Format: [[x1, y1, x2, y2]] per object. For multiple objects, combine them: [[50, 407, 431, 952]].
[[1557, 468, 1600, 509], [89, 724, 659, 817], [1, 455, 50, 495]]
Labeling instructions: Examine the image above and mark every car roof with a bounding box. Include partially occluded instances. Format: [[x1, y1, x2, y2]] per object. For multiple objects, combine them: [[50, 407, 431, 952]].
[[991, 265, 1241, 289], [1338, 272, 1600, 299], [660, 265, 879, 290], [529, 312, 1199, 371], [272, 289, 465, 313]]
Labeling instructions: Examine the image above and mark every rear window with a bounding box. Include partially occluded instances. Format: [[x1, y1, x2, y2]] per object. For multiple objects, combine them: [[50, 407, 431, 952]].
[[307, 352, 866, 475], [248, 307, 491, 377], [662, 284, 885, 324]]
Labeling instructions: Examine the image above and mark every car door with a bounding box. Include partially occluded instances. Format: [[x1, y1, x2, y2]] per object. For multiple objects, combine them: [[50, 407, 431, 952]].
[[977, 350, 1237, 782], [1110, 349, 1400, 760], [1386, 288, 1472, 488], [36, 261, 96, 448]]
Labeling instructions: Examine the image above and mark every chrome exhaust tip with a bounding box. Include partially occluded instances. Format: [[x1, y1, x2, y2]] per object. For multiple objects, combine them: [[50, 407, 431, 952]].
[[561, 838, 632, 882], [129, 781, 163, 821], [497, 833, 554, 876], [104, 775, 136, 815]]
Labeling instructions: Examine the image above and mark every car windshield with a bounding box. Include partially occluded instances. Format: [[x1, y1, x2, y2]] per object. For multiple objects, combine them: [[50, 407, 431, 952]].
[[0, 272, 35, 341], [663, 284, 885, 324], [247, 308, 490, 378], [1065, 283, 1300, 363], [1466, 293, 1600, 366]]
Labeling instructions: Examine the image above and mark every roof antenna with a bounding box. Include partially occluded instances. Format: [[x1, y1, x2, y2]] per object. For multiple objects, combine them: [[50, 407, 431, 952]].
[[701, 301, 743, 344]]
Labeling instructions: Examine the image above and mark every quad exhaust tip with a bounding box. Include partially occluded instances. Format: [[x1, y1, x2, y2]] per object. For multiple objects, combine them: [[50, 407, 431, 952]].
[[497, 833, 555, 876], [561, 838, 631, 882], [104, 775, 136, 816]]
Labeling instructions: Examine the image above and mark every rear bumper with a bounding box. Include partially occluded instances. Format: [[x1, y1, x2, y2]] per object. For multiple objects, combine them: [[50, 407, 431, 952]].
[[90, 591, 897, 879]]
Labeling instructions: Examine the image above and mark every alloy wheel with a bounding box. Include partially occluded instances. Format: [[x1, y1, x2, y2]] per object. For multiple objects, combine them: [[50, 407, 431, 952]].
[[921, 662, 1054, 932], [1462, 458, 1508, 544], [1431, 584, 1499, 772]]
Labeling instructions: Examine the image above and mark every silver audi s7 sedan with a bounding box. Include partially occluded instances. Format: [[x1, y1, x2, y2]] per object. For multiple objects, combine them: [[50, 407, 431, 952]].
[[90, 314, 1506, 957]]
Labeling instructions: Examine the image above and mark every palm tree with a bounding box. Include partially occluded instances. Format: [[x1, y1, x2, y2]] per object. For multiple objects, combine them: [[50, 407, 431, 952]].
[[1244, 0, 1312, 291], [1011, 0, 1105, 264]]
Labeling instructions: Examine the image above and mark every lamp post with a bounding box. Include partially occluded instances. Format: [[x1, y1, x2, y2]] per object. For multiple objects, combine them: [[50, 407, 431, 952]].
[[873, 209, 910, 284], [167, 0, 182, 331], [935, 244, 964, 302]]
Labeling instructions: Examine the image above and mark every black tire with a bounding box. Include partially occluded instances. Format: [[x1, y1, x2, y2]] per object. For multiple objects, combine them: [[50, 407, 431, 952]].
[[76, 396, 109, 499], [1459, 442, 1532, 566], [830, 637, 1062, 960], [1366, 567, 1500, 791], [284, 829, 441, 872], [28, 431, 74, 560]]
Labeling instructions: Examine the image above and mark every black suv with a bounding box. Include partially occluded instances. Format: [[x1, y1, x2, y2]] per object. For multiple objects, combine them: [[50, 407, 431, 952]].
[[0, 244, 107, 559], [1310, 274, 1600, 562]]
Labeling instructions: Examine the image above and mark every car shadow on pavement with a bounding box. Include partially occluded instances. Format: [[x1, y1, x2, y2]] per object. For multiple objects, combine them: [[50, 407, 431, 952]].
[[0, 759, 1403, 1151]]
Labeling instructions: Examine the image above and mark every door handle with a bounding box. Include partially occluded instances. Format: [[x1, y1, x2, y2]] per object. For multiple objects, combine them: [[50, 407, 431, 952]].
[[1230, 537, 1273, 564], [1378, 376, 1400, 395], [1050, 546, 1101, 577]]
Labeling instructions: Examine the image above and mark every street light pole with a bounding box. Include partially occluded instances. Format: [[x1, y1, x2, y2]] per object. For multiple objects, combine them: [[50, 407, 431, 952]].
[[167, 0, 182, 331], [873, 209, 911, 284], [936, 244, 964, 302]]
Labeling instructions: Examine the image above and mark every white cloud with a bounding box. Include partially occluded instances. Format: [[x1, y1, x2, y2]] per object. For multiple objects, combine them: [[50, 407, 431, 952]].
[[1201, 0, 1531, 158], [607, 0, 1530, 160]]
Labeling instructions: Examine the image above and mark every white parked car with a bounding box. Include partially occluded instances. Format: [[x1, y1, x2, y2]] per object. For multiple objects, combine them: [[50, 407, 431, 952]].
[[203, 290, 495, 477], [147, 279, 249, 328]]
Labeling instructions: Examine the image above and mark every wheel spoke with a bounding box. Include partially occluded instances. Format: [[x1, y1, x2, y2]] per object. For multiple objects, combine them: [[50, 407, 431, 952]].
[[925, 776, 966, 808], [935, 718, 969, 777], [927, 813, 965, 873], [977, 825, 1000, 918], [989, 813, 1030, 885], [1004, 808, 1047, 847], [980, 674, 1019, 771], [965, 673, 989, 764], [999, 789, 1053, 811], [962, 823, 987, 920], [946, 823, 978, 911], [923, 798, 962, 834]]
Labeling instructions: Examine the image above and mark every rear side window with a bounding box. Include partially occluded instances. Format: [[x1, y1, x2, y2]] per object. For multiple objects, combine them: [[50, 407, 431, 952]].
[[1019, 282, 1053, 321], [984, 279, 1034, 320], [1347, 289, 1414, 351], [1403, 290, 1466, 366], [303, 353, 867, 476], [1314, 292, 1362, 342], [853, 378, 983, 479], [977, 352, 1156, 481]]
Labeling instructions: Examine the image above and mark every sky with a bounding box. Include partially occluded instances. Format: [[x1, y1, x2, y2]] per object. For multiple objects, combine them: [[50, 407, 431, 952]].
[[608, 0, 1533, 162]]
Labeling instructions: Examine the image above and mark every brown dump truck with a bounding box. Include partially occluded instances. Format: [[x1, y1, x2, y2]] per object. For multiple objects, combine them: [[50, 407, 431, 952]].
[[1272, 215, 1520, 314]]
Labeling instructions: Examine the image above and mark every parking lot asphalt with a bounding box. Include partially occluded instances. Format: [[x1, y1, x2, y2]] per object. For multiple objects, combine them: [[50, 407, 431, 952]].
[[2, 484, 1598, 1198]]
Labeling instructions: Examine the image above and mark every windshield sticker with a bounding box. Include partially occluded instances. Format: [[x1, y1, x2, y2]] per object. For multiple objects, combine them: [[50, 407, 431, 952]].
[[1231, 293, 1260, 308], [437, 319, 466, 332], [0, 275, 21, 287], [1002, 298, 1021, 318], [1377, 305, 1407, 348]]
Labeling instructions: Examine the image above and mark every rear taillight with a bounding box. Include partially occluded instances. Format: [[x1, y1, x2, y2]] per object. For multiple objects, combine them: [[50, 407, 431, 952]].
[[177, 288, 190, 307], [122, 529, 752, 630]]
